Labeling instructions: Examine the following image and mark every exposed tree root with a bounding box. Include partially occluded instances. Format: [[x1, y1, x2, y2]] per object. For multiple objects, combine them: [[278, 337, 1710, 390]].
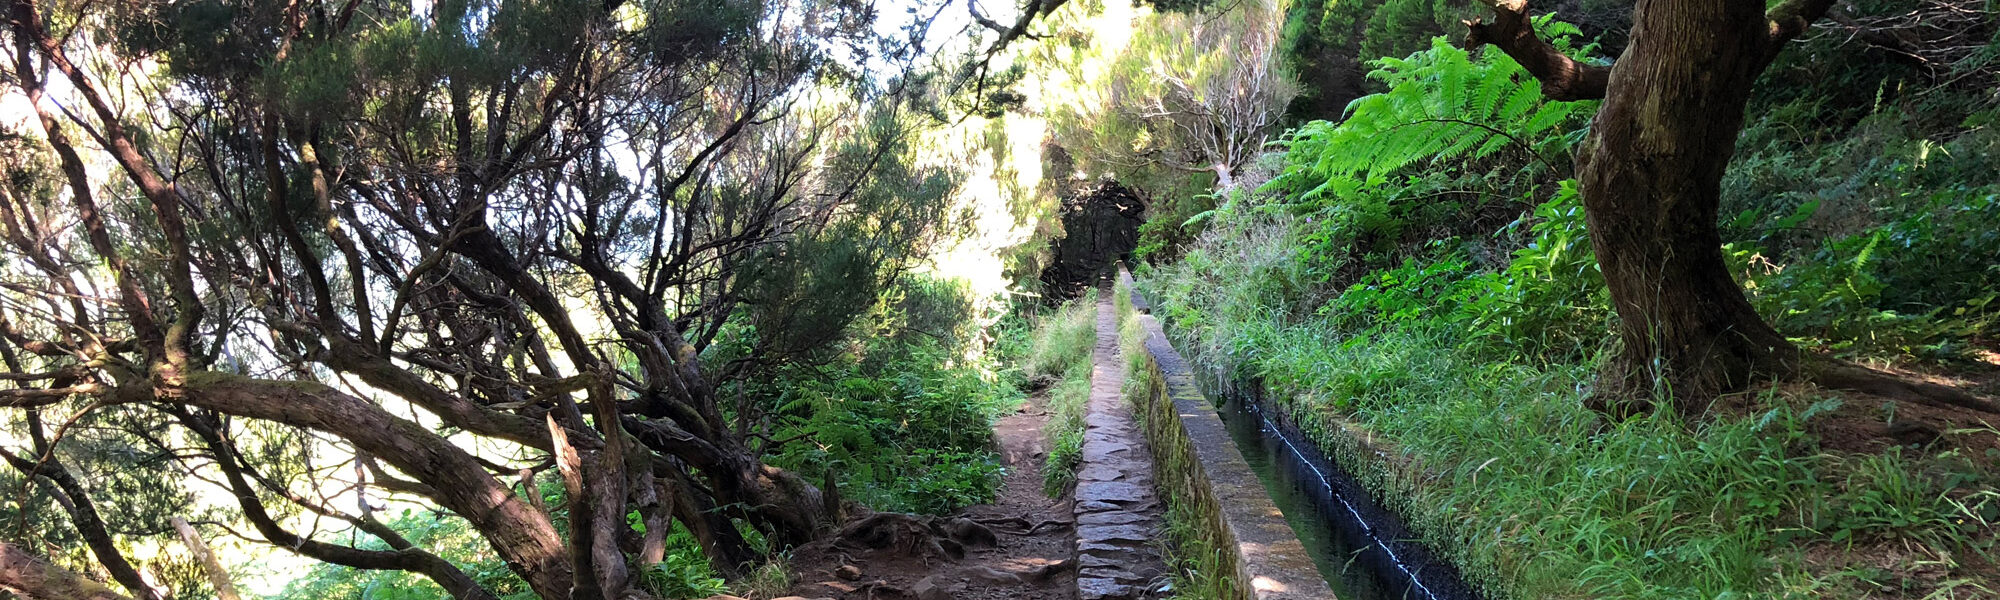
[[973, 515, 1072, 535], [854, 579, 908, 600], [1590, 354, 2000, 425], [1029, 558, 1077, 582], [829, 512, 1000, 564], [1810, 361, 2000, 415]]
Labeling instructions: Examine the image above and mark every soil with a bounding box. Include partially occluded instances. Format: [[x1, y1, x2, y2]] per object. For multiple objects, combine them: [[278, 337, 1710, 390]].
[[1709, 353, 2000, 457], [781, 393, 1077, 600], [1710, 351, 2000, 597]]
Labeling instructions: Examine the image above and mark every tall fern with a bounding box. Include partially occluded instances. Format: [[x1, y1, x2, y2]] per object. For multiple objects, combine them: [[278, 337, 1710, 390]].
[[1263, 15, 1600, 205]]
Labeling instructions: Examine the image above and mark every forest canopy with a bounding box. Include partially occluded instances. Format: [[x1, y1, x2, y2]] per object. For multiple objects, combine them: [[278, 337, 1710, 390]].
[[3, 0, 1999, 597], [0, 0, 1036, 597]]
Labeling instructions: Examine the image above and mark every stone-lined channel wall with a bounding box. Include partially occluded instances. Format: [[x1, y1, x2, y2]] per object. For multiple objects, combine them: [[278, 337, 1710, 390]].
[[1120, 272, 1333, 600]]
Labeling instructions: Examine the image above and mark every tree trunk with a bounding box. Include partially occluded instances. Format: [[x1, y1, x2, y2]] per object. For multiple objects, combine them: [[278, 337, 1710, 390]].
[[0, 543, 131, 600], [1574, 0, 1803, 415], [123, 374, 578, 599]]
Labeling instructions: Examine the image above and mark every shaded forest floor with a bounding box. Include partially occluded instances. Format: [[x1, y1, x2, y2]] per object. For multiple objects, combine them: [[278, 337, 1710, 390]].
[[1728, 355, 2000, 594], [1753, 353, 2000, 456], [782, 392, 1078, 600]]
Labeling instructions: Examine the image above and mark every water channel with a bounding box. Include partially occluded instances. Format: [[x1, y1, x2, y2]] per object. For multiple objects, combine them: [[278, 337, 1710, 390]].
[[1209, 385, 1482, 600]]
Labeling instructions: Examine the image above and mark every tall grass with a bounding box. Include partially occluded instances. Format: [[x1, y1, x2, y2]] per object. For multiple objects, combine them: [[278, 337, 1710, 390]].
[[1024, 290, 1099, 381], [1143, 270, 2000, 599], [1018, 290, 1100, 496]]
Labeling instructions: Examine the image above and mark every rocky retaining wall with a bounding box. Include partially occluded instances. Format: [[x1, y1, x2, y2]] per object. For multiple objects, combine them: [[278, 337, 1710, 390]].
[[1123, 278, 1333, 600]]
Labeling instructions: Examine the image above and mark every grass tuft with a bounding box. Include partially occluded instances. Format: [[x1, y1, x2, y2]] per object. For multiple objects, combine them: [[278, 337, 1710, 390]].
[[1143, 267, 2000, 599], [1017, 291, 1100, 496]]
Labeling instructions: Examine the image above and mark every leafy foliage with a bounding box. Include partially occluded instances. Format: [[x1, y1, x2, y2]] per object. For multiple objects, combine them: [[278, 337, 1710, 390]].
[[1265, 22, 1594, 206], [1033, 0, 1298, 260], [1140, 13, 2000, 598], [744, 274, 1019, 516], [640, 551, 731, 599]]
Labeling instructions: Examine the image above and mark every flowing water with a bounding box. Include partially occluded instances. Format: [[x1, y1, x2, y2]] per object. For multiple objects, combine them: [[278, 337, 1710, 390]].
[[1211, 388, 1481, 600]]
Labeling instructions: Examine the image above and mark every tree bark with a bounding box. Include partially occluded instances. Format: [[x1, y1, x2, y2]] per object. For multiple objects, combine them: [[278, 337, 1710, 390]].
[[1575, 0, 1804, 413], [171, 408, 503, 600], [1463, 0, 1610, 101], [111, 373, 577, 599], [170, 518, 242, 600], [1469, 0, 1837, 415], [0, 542, 130, 600]]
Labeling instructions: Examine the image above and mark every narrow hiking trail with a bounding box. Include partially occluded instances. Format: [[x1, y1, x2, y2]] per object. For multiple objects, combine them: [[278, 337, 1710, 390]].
[[783, 387, 1080, 600], [1070, 285, 1166, 600], [782, 282, 1171, 600]]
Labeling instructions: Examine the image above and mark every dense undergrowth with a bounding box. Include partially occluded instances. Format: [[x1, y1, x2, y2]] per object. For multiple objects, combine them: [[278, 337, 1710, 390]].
[[1140, 14, 2000, 599], [278, 275, 1022, 599]]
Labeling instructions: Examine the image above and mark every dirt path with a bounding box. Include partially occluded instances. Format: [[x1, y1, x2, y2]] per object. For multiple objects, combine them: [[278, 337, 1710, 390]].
[[783, 393, 1077, 600]]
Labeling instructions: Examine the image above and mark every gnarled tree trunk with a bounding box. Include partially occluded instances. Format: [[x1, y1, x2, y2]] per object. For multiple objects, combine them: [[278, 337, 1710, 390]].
[[1467, 0, 1835, 416], [1575, 0, 1807, 413]]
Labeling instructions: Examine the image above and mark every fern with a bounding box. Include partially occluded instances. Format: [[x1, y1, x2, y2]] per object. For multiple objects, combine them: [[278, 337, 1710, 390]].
[[1263, 16, 1600, 205]]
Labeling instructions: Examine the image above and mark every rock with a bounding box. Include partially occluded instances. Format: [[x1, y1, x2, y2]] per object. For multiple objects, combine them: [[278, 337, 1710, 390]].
[[1075, 481, 1149, 505], [1080, 564, 1153, 585], [1076, 576, 1141, 600], [1076, 523, 1154, 543], [834, 564, 862, 581], [1076, 511, 1149, 526], [1079, 440, 1133, 462], [701, 596, 748, 600], [1075, 463, 1125, 482], [960, 565, 1024, 584], [1076, 553, 1123, 569], [911, 575, 952, 600]]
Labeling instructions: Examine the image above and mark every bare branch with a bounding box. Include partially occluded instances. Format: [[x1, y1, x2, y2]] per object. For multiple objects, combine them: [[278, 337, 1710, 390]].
[[1463, 0, 1609, 101]]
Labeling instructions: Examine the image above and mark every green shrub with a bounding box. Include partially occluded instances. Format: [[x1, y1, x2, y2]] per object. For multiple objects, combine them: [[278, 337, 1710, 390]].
[[1134, 13, 2000, 596], [641, 551, 730, 599], [1728, 190, 2000, 360], [761, 343, 1015, 514], [1452, 181, 1610, 359], [742, 274, 1021, 516]]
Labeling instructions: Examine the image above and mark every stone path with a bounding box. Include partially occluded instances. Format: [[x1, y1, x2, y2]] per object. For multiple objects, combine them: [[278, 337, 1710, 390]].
[[1072, 281, 1167, 600]]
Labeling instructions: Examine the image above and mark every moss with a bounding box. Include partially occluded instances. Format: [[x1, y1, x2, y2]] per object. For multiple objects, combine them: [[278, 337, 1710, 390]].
[[1120, 292, 1242, 600]]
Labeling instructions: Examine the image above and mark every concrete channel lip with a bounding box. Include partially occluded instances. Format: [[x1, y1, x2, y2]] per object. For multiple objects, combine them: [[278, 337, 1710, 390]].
[[1106, 267, 1334, 600], [1118, 266, 1480, 600], [1148, 340, 1335, 600], [1219, 395, 1482, 600]]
